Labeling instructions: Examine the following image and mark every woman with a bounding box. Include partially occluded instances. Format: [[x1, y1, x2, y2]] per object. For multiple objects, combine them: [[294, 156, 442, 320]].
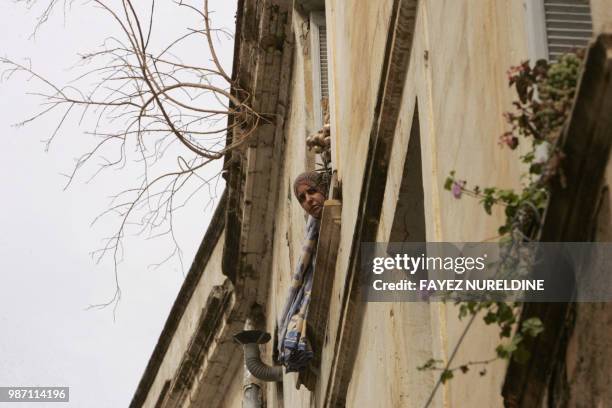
[[293, 171, 327, 219], [277, 171, 328, 373]]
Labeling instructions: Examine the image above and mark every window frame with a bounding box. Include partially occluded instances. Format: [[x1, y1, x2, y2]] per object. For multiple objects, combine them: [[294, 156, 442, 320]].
[[524, 0, 549, 61], [309, 11, 327, 130], [524, 0, 593, 62]]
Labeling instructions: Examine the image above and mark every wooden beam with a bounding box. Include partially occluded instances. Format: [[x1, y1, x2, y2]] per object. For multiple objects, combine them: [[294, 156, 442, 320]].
[[298, 200, 342, 390], [502, 32, 612, 408]]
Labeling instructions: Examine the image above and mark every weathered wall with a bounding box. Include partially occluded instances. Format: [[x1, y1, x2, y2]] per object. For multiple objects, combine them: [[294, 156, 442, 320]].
[[590, 0, 612, 33], [316, 2, 396, 405], [263, 0, 534, 406], [263, 2, 397, 405], [142, 234, 227, 408], [219, 370, 243, 408], [344, 0, 530, 407], [559, 154, 612, 408], [191, 0, 609, 407], [264, 8, 321, 408], [421, 2, 526, 405], [144, 1, 612, 407], [324, 0, 395, 311]]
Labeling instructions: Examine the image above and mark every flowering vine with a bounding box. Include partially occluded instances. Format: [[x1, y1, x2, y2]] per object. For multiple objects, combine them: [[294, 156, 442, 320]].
[[420, 52, 584, 387]]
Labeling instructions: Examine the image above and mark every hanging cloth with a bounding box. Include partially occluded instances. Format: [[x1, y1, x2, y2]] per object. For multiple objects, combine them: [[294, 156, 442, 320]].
[[277, 216, 320, 372]]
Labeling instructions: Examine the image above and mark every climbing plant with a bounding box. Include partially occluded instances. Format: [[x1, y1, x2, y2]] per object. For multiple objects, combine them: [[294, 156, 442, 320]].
[[419, 52, 584, 388]]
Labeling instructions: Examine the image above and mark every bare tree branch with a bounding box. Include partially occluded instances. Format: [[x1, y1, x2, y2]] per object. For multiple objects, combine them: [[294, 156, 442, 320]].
[[4, 0, 256, 315]]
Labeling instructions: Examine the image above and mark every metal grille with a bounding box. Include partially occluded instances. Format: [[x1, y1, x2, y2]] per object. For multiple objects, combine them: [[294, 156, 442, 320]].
[[318, 25, 329, 99], [544, 0, 593, 60]]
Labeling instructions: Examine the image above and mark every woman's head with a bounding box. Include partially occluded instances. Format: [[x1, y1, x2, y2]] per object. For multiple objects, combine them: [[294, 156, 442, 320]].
[[293, 171, 328, 219]]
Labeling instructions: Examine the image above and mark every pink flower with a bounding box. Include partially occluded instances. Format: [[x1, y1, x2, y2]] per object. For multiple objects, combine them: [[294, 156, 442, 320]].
[[506, 65, 522, 79], [451, 181, 465, 199], [499, 132, 519, 149]]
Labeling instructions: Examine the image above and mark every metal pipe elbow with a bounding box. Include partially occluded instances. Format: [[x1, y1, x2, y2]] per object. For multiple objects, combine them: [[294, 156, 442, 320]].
[[234, 330, 283, 382]]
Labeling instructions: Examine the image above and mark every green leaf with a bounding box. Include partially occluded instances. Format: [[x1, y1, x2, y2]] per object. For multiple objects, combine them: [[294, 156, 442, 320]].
[[529, 163, 543, 175], [500, 324, 512, 338], [483, 311, 497, 324], [495, 344, 509, 359], [496, 334, 523, 359], [496, 303, 514, 323], [440, 370, 454, 384], [505, 205, 517, 218], [521, 317, 544, 337], [498, 190, 518, 202], [512, 345, 531, 364], [459, 304, 468, 319], [483, 198, 494, 215], [417, 358, 442, 371], [444, 177, 453, 191], [498, 225, 510, 235], [521, 151, 535, 164], [484, 187, 496, 195]]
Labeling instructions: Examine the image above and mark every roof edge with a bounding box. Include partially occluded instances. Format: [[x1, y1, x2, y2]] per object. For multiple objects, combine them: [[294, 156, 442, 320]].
[[129, 190, 227, 408]]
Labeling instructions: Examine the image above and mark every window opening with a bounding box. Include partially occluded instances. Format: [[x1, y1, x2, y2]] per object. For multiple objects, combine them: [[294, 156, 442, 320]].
[[310, 11, 329, 129], [388, 103, 426, 246], [525, 0, 593, 61]]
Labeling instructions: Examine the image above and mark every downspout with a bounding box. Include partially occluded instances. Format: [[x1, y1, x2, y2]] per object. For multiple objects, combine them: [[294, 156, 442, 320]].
[[234, 307, 283, 408], [240, 324, 264, 408], [234, 330, 283, 382]]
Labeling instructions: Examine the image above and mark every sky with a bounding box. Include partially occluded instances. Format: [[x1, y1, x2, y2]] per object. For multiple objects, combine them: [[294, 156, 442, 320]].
[[0, 1, 235, 406]]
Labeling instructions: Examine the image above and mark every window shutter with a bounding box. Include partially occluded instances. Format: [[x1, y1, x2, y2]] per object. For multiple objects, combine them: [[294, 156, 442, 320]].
[[310, 12, 328, 127], [544, 0, 593, 61], [318, 24, 329, 101]]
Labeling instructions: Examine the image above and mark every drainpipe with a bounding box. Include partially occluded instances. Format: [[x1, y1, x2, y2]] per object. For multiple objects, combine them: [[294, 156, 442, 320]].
[[234, 307, 283, 408], [234, 329, 283, 382]]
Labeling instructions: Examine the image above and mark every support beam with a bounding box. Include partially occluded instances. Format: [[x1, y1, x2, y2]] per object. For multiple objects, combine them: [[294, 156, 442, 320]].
[[502, 32, 612, 408]]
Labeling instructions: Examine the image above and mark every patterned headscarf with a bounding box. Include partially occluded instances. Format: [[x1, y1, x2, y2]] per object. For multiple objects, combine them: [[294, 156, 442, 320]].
[[293, 171, 329, 200]]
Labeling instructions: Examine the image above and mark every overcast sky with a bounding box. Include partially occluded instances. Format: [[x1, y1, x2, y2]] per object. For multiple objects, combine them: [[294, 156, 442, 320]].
[[0, 1, 235, 406]]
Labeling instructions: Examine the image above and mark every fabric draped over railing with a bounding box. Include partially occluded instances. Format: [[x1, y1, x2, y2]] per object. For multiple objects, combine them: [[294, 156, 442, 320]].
[[277, 216, 320, 372]]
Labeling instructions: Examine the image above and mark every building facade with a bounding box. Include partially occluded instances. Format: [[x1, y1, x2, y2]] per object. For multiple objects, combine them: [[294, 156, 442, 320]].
[[131, 0, 612, 407]]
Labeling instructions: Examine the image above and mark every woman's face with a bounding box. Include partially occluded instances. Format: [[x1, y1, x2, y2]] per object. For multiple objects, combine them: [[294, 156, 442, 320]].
[[296, 182, 325, 219]]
